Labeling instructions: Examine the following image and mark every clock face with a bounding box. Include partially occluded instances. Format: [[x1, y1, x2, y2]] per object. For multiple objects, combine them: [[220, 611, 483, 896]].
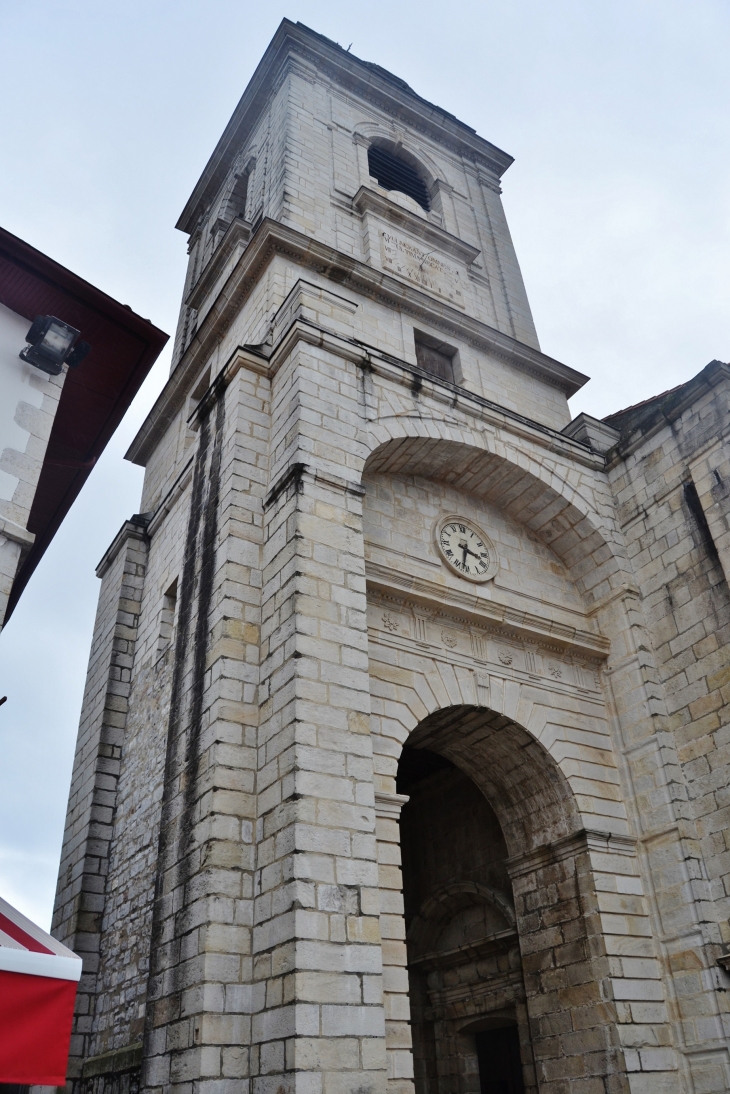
[[436, 517, 497, 583]]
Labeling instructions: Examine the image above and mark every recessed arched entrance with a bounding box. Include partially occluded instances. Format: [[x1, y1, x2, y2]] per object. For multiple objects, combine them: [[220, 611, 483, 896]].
[[398, 746, 528, 1094], [391, 706, 629, 1094]]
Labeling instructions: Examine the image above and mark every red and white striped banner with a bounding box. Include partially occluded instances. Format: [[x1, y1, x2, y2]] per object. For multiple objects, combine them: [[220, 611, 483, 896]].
[[0, 894, 82, 1085]]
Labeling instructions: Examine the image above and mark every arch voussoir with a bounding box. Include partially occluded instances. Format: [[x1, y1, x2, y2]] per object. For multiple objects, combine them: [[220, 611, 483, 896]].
[[363, 422, 629, 603]]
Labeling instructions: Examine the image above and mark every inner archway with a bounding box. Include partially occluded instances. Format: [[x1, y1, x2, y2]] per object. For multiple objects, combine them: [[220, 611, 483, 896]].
[[398, 746, 530, 1094], [392, 707, 628, 1094]]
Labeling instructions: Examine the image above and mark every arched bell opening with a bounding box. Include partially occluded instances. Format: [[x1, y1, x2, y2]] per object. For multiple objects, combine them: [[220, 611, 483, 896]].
[[367, 140, 434, 213], [393, 707, 628, 1094]]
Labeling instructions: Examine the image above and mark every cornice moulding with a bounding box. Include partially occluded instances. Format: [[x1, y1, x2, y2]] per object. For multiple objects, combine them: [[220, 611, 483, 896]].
[[186, 217, 252, 311], [365, 562, 610, 658], [363, 354, 602, 470], [410, 928, 519, 971], [507, 828, 637, 879], [374, 791, 410, 820], [126, 218, 589, 466], [96, 518, 148, 579], [0, 516, 34, 550], [190, 319, 601, 479], [178, 322, 601, 493]]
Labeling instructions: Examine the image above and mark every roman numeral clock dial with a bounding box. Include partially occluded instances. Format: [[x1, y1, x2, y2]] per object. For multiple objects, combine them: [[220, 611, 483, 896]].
[[435, 516, 499, 584]]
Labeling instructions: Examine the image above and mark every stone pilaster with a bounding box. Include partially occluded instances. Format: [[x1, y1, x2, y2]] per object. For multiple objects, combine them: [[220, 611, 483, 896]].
[[595, 586, 720, 1087], [51, 515, 150, 1083], [141, 367, 268, 1094], [375, 791, 413, 1094], [251, 319, 386, 1094], [509, 830, 677, 1094]]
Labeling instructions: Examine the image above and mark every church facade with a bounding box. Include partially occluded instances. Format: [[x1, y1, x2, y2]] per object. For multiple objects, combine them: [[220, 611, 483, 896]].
[[52, 21, 730, 1094]]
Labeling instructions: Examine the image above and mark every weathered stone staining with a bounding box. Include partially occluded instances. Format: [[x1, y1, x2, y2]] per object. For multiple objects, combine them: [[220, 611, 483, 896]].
[[51, 19, 730, 1094]]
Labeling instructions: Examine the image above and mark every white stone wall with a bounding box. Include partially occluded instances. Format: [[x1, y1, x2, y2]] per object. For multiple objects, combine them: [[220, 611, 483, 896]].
[[61, 270, 728, 1094], [607, 371, 730, 1093], [52, 519, 150, 1078], [0, 300, 66, 627], [77, 294, 690, 1092]]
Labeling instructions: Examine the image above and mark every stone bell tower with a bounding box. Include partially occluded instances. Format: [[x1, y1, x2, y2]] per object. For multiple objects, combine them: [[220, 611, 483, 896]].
[[53, 19, 730, 1094]]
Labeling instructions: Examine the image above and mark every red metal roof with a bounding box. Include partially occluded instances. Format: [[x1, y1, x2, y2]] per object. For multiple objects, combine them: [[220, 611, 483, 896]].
[[0, 227, 168, 620]]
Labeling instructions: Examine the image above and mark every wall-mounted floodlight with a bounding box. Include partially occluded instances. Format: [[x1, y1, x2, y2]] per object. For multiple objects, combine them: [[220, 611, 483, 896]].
[[19, 315, 91, 376]]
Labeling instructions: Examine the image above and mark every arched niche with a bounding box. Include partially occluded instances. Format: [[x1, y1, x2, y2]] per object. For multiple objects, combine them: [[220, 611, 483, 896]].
[[407, 880, 516, 959], [353, 122, 450, 202], [383, 709, 628, 1094], [363, 432, 625, 607]]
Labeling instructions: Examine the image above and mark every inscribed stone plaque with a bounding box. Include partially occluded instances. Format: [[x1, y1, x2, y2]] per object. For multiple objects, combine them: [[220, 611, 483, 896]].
[[380, 229, 466, 308]]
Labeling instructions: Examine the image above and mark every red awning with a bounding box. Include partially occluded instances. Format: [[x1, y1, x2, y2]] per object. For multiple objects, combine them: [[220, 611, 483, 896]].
[[0, 894, 82, 1085]]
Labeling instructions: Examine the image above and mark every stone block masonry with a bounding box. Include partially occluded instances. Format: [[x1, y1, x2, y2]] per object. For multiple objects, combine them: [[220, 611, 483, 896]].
[[0, 320, 66, 629], [53, 19, 729, 1094], [52, 516, 150, 1077]]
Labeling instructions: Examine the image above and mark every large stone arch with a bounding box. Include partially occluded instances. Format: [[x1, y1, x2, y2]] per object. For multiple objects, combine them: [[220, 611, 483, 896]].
[[361, 422, 676, 1090], [373, 697, 647, 1094], [367, 647, 626, 842], [404, 704, 583, 856], [362, 421, 628, 605]]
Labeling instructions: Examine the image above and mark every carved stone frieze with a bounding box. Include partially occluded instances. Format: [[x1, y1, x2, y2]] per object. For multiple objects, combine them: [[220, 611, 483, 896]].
[[366, 560, 609, 659], [367, 587, 604, 697]]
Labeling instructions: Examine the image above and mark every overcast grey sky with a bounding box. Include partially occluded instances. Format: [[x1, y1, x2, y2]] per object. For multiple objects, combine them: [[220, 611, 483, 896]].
[[1, 0, 728, 929]]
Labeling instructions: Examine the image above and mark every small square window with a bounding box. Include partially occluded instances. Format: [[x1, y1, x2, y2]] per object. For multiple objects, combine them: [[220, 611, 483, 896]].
[[414, 331, 457, 383]]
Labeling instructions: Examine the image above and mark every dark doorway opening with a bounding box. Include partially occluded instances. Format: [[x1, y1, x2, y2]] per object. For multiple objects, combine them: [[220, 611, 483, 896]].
[[475, 1026, 526, 1094], [398, 744, 531, 1094]]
